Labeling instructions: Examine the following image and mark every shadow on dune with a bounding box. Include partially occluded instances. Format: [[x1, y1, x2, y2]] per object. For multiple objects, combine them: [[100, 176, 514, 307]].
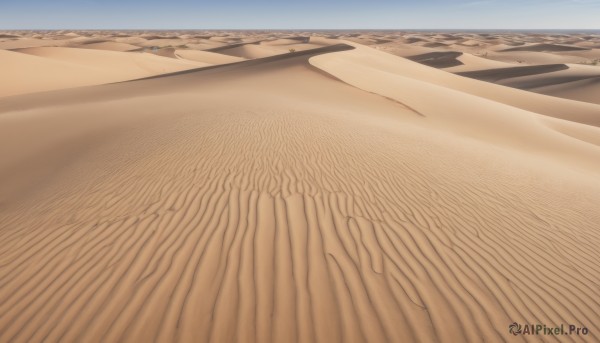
[[405, 51, 464, 68], [456, 64, 569, 82], [125, 43, 356, 82], [0, 43, 356, 111], [500, 43, 589, 52]]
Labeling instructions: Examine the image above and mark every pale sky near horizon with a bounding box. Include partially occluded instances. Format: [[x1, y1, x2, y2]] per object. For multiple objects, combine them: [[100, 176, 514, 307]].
[[1, 0, 599, 30]]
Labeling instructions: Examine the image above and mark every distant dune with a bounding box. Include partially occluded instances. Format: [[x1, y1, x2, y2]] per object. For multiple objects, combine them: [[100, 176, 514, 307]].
[[405, 51, 464, 68], [1, 31, 599, 343], [456, 64, 569, 82], [208, 43, 284, 59], [79, 41, 141, 52], [175, 49, 246, 64], [531, 75, 600, 105], [501, 43, 590, 52]]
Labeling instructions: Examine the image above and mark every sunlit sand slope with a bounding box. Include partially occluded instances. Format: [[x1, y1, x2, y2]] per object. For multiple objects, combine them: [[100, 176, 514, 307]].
[[0, 47, 205, 97]]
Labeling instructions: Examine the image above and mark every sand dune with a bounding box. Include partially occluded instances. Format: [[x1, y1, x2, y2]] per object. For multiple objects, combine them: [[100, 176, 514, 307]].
[[203, 39, 325, 59], [1, 32, 600, 343], [260, 37, 311, 45], [209, 43, 288, 59], [16, 47, 202, 72], [79, 41, 141, 52], [0, 49, 119, 97], [531, 76, 600, 105], [147, 47, 180, 59], [315, 40, 600, 127], [456, 64, 569, 82], [422, 42, 448, 48], [444, 53, 518, 72], [174, 49, 246, 64], [405, 51, 464, 68], [310, 42, 600, 166], [488, 50, 592, 65], [0, 47, 205, 97], [501, 43, 590, 52], [66, 37, 109, 45], [138, 38, 188, 48], [452, 63, 600, 104], [0, 37, 68, 49]]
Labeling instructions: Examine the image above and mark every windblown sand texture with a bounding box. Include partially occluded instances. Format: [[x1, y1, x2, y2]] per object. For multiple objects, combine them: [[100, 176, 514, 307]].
[[1, 30, 600, 343]]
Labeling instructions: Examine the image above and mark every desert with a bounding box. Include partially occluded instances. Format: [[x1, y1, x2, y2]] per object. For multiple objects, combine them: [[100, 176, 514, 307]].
[[1, 30, 599, 342]]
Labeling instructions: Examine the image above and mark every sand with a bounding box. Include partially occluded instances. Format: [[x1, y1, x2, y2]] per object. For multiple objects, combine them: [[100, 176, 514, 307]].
[[0, 47, 206, 97], [1, 30, 599, 343], [79, 42, 141, 52], [174, 49, 247, 64]]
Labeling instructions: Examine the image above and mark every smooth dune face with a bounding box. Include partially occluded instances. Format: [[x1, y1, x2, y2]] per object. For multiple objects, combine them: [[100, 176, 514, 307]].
[[1, 31, 600, 343], [532, 76, 600, 105], [15, 47, 204, 74], [79, 41, 141, 52], [0, 48, 206, 97]]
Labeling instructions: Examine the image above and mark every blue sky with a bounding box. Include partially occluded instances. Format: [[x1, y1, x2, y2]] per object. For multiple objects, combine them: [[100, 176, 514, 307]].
[[1, 0, 599, 29]]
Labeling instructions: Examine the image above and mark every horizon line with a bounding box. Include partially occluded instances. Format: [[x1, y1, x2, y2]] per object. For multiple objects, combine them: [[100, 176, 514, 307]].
[[2, 28, 600, 31]]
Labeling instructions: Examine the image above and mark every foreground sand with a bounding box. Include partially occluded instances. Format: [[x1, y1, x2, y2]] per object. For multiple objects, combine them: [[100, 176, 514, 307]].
[[1, 31, 600, 343]]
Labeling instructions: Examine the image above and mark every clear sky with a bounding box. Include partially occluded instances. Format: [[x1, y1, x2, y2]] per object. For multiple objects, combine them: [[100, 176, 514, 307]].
[[1, 0, 599, 30]]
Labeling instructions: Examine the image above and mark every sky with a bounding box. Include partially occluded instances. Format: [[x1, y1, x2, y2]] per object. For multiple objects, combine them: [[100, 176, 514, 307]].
[[1, 0, 599, 30]]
